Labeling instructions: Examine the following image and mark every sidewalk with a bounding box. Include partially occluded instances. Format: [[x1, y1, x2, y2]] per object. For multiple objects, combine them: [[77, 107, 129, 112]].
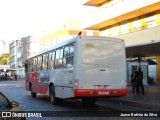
[[105, 85, 160, 111], [0, 79, 25, 86]]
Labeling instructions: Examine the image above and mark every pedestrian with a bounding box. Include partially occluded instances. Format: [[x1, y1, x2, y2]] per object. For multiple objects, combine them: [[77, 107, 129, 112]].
[[5, 73, 7, 80], [137, 66, 145, 94], [131, 71, 136, 95], [15, 74, 17, 81], [0, 73, 2, 80], [131, 71, 139, 95]]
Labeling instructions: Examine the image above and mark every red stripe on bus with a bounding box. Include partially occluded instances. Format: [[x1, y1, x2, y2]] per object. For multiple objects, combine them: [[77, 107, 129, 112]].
[[74, 89, 128, 97]]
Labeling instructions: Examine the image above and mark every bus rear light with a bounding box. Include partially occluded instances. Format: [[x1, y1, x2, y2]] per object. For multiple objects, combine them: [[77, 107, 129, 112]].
[[74, 81, 79, 86]]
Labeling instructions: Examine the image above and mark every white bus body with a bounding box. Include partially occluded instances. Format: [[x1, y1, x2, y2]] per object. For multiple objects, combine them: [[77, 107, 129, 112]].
[[26, 36, 127, 104]]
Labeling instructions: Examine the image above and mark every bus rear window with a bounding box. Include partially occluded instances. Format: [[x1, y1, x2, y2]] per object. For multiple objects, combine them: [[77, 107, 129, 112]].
[[81, 40, 124, 65]]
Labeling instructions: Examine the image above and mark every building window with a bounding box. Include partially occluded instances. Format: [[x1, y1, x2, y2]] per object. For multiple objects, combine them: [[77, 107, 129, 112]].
[[132, 19, 142, 32], [101, 29, 108, 36], [110, 26, 119, 36], [120, 22, 129, 34], [145, 14, 156, 28]]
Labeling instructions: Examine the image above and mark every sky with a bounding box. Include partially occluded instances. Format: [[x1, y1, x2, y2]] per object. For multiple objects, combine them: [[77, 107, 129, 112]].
[[0, 0, 95, 43]]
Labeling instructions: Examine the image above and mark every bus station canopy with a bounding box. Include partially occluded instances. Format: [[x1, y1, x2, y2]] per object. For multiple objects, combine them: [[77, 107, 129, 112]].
[[126, 40, 160, 58]]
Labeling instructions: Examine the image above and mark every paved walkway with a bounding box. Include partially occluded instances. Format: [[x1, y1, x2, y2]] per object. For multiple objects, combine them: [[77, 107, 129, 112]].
[[0, 79, 25, 87], [105, 85, 160, 111]]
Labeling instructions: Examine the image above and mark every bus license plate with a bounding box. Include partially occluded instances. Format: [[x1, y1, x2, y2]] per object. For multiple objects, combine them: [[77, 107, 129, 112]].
[[98, 91, 109, 95]]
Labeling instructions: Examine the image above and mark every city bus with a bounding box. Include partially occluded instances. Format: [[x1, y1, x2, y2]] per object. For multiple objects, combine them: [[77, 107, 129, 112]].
[[25, 35, 128, 105]]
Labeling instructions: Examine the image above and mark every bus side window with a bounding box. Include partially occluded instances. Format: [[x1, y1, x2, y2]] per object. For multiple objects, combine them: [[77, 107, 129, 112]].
[[31, 58, 34, 72], [42, 54, 45, 70], [46, 53, 49, 70], [42, 53, 48, 70], [55, 49, 60, 69], [63, 43, 74, 68], [37, 56, 42, 71], [55, 48, 63, 69], [48, 52, 52, 69], [70, 45, 74, 56], [34, 57, 37, 71], [59, 48, 63, 68], [51, 51, 55, 69]]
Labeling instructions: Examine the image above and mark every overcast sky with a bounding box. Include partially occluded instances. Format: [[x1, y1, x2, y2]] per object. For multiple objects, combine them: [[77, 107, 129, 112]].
[[0, 0, 95, 43]]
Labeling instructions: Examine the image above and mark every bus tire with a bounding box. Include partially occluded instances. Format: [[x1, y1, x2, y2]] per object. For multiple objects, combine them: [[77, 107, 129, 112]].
[[49, 86, 59, 105], [31, 91, 36, 98], [30, 84, 36, 98], [82, 98, 97, 105]]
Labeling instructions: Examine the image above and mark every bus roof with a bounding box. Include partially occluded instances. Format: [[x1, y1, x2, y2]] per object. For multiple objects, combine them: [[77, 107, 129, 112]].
[[27, 36, 77, 60], [27, 36, 124, 60]]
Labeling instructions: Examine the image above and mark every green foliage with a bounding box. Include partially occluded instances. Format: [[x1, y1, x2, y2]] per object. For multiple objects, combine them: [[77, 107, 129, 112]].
[[0, 53, 10, 65]]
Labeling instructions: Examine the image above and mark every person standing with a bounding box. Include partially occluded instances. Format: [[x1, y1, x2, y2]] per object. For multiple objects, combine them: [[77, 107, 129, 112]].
[[14, 74, 17, 81], [137, 66, 145, 94], [131, 71, 139, 95], [131, 71, 137, 95]]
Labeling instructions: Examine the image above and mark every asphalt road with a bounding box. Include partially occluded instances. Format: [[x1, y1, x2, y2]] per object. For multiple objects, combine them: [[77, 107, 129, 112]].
[[0, 80, 159, 120]]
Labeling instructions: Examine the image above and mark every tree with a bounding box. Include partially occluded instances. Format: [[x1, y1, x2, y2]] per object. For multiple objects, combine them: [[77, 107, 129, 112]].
[[0, 53, 10, 65]]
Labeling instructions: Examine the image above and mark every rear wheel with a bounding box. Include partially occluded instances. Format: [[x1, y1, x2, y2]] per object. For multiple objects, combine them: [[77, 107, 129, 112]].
[[82, 98, 97, 105], [49, 86, 59, 105]]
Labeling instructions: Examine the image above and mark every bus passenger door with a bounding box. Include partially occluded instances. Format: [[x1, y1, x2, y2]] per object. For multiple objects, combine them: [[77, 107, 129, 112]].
[[62, 67, 74, 98]]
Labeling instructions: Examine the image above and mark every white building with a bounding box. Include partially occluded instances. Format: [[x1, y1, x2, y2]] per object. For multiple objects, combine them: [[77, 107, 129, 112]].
[[9, 35, 41, 78]]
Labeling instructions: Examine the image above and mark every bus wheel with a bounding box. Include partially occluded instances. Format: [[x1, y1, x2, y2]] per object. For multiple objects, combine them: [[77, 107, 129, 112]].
[[82, 98, 97, 105], [31, 91, 36, 98], [30, 84, 36, 98], [49, 86, 58, 105]]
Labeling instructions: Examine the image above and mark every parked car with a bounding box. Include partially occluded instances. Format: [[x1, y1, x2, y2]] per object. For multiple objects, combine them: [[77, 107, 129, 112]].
[[0, 92, 25, 120]]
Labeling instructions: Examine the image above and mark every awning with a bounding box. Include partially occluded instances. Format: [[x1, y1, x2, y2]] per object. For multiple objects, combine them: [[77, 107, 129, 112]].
[[127, 59, 157, 65], [126, 41, 160, 58]]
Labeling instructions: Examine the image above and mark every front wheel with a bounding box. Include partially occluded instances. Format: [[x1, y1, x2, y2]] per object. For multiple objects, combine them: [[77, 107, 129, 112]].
[[30, 84, 36, 98]]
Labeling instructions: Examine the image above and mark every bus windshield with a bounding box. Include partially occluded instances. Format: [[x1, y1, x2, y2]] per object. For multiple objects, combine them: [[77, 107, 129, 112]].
[[81, 40, 124, 65]]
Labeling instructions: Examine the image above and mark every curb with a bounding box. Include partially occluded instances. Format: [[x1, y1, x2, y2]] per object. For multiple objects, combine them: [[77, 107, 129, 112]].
[[103, 98, 160, 111]]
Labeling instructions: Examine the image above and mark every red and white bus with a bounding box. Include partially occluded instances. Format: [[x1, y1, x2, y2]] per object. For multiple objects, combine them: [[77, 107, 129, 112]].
[[25, 35, 128, 105]]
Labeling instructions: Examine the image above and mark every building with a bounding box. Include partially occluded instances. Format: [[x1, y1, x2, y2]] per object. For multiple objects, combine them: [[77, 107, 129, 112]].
[[10, 40, 24, 78], [9, 35, 41, 78], [82, 0, 160, 84], [10, 40, 18, 70], [9, 36, 30, 78], [39, 29, 99, 50]]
